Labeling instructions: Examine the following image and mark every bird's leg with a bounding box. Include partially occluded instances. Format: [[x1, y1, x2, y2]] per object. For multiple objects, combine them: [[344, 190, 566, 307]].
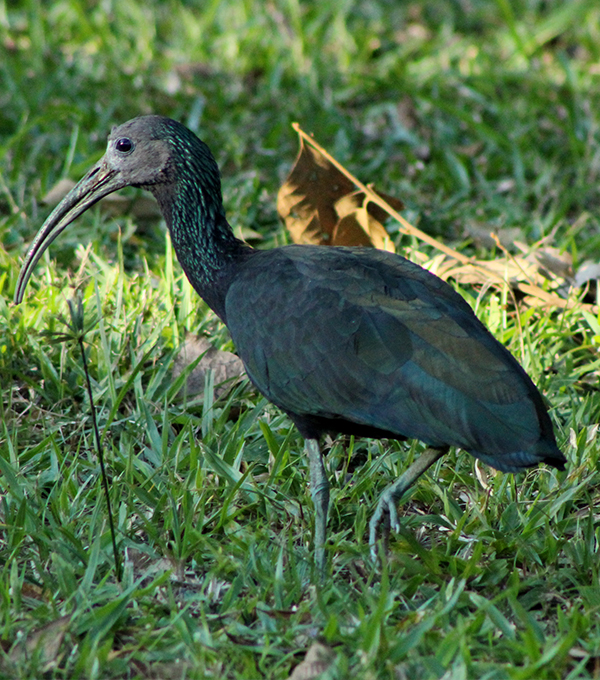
[[369, 446, 448, 560], [305, 438, 329, 575]]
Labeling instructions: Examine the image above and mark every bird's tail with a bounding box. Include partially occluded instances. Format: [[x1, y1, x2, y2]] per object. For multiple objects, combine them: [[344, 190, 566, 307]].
[[473, 441, 566, 473]]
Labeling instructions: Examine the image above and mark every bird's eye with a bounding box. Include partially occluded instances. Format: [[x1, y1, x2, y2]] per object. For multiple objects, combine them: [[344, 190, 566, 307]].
[[115, 138, 134, 154]]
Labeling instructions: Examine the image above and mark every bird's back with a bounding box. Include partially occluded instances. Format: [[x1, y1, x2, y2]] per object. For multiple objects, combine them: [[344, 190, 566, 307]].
[[224, 245, 564, 473]]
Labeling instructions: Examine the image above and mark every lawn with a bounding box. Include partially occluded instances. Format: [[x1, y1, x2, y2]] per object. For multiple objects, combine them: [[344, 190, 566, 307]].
[[1, 0, 600, 678]]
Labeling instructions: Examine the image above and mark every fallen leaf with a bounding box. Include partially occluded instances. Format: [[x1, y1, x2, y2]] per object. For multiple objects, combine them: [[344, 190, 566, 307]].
[[522, 244, 573, 280], [288, 124, 471, 262], [234, 224, 263, 241], [288, 642, 335, 680], [278, 135, 402, 250], [574, 261, 600, 288], [464, 222, 524, 249], [20, 582, 44, 601], [277, 136, 355, 245], [475, 459, 492, 490], [42, 179, 76, 206], [333, 190, 400, 251], [128, 660, 192, 680], [100, 193, 162, 220], [8, 615, 70, 671], [172, 333, 246, 401], [434, 255, 542, 288], [427, 250, 593, 311]]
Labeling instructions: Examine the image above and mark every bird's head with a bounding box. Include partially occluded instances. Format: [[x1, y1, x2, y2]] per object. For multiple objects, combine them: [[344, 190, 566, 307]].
[[14, 115, 221, 303]]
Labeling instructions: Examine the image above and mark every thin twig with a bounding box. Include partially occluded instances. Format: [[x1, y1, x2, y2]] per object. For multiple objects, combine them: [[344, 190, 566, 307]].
[[68, 295, 122, 583], [77, 334, 122, 583]]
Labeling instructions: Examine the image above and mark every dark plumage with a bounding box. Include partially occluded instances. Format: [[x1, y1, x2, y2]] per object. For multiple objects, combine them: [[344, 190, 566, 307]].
[[15, 116, 566, 573]]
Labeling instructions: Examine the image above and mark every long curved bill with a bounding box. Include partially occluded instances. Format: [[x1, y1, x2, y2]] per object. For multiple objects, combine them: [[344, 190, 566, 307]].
[[14, 159, 127, 304]]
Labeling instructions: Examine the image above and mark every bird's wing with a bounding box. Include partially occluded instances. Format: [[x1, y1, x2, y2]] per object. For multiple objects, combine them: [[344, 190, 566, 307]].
[[225, 246, 548, 459]]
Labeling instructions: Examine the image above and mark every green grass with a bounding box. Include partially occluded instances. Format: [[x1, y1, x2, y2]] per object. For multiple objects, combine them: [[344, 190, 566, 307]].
[[2, 0, 600, 677]]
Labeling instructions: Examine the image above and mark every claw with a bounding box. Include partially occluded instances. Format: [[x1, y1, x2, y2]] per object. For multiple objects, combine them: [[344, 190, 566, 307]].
[[367, 447, 447, 561]]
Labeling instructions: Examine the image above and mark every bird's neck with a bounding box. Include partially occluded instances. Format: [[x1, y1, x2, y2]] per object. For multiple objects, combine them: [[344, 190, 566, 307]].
[[151, 179, 251, 320]]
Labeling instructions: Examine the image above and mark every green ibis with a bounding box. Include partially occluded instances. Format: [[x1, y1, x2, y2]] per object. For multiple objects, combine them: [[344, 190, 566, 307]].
[[15, 116, 566, 573]]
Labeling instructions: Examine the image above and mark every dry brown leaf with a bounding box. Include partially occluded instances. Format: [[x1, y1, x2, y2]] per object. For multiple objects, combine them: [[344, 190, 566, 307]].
[[364, 189, 406, 225], [128, 660, 192, 679], [575, 261, 600, 288], [518, 283, 572, 308], [287, 125, 471, 262], [8, 615, 70, 670], [277, 135, 402, 250], [288, 642, 335, 680], [464, 222, 524, 249], [435, 255, 542, 288], [333, 190, 401, 251], [234, 224, 263, 241], [474, 459, 492, 490], [418, 246, 594, 312], [42, 178, 76, 206], [20, 582, 45, 601], [527, 246, 573, 280], [172, 333, 246, 401], [100, 193, 162, 220], [277, 137, 355, 245], [124, 547, 185, 580]]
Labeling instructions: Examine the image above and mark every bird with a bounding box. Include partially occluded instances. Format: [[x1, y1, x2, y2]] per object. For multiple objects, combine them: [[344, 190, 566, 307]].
[[15, 115, 566, 574]]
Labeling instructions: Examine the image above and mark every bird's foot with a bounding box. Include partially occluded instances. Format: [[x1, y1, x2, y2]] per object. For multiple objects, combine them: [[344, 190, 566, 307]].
[[368, 487, 401, 561], [367, 447, 447, 563]]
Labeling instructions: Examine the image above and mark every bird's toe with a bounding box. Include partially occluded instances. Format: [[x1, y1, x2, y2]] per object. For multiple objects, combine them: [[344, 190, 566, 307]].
[[368, 489, 401, 560]]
